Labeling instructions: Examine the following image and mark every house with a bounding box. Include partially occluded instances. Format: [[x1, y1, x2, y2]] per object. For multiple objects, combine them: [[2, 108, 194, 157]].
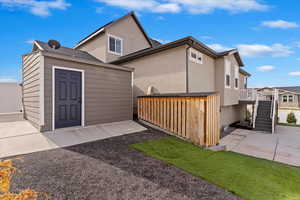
[[74, 12, 251, 130], [253, 86, 300, 124], [23, 11, 251, 133], [23, 40, 133, 132]]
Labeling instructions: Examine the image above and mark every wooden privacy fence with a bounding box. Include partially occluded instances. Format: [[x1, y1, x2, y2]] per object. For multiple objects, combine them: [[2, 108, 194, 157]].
[[138, 93, 221, 146]]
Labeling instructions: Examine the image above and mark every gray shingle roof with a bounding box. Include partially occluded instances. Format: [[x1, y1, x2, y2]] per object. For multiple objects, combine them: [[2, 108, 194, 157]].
[[34, 40, 103, 63], [276, 86, 300, 94]]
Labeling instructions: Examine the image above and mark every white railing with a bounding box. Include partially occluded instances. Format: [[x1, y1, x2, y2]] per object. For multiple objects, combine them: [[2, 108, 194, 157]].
[[240, 88, 257, 101], [253, 95, 259, 128], [271, 89, 278, 134]]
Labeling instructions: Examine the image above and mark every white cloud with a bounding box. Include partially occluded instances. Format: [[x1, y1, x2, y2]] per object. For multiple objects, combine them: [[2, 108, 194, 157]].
[[95, 0, 180, 13], [201, 35, 213, 40], [237, 43, 293, 58], [208, 43, 293, 58], [261, 20, 299, 29], [156, 16, 165, 20], [153, 38, 171, 44], [0, 0, 70, 17], [295, 42, 300, 48], [297, 58, 300, 61], [26, 39, 34, 44], [0, 78, 18, 83], [95, 0, 268, 14], [207, 43, 232, 52], [289, 72, 300, 76], [257, 65, 275, 72]]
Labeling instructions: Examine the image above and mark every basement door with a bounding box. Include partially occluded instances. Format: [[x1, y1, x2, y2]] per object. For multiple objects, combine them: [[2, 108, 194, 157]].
[[55, 68, 82, 129]]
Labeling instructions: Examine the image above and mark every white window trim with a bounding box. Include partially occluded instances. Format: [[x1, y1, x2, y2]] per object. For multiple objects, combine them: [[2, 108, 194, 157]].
[[282, 95, 287, 103], [189, 48, 203, 64], [52, 66, 85, 131], [288, 95, 294, 102], [225, 59, 231, 89], [108, 34, 123, 56]]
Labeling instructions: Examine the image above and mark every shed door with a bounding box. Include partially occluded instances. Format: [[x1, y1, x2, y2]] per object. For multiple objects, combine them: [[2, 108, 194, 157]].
[[55, 69, 82, 129]]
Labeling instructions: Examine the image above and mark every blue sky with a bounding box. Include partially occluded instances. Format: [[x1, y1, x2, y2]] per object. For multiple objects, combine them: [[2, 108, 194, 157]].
[[0, 0, 300, 87]]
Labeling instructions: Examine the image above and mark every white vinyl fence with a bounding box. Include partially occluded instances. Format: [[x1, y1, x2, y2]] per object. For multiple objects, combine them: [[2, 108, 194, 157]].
[[0, 83, 22, 113], [278, 108, 300, 125]]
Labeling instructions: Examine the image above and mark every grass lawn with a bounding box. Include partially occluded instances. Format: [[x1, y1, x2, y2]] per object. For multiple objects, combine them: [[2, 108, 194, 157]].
[[131, 137, 300, 200], [278, 123, 300, 128]]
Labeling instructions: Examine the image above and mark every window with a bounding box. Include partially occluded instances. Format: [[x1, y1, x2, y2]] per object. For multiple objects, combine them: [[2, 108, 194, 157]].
[[235, 78, 239, 88], [244, 77, 247, 89], [283, 95, 287, 103], [226, 75, 230, 87], [289, 95, 294, 102], [234, 65, 239, 89], [108, 34, 122, 55], [225, 59, 231, 88], [189, 48, 203, 64]]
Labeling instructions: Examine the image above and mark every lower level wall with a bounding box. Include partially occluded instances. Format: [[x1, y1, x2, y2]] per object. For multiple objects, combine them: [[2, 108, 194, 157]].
[[220, 104, 244, 129], [278, 108, 300, 125]]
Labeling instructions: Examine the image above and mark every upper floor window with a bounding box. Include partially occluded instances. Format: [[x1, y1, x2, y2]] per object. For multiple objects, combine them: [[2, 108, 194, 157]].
[[289, 95, 294, 102], [244, 77, 247, 89], [234, 65, 239, 89], [108, 34, 122, 56], [225, 59, 231, 88], [283, 95, 287, 103], [189, 48, 203, 64]]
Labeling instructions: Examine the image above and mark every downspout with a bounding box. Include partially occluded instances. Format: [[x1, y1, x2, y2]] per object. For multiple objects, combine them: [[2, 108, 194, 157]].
[[186, 45, 191, 93]]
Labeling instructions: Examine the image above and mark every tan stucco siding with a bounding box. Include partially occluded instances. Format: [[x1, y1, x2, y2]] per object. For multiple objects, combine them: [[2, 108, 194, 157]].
[[220, 105, 243, 128], [22, 52, 41, 129], [223, 55, 239, 106], [76, 34, 106, 62], [215, 57, 225, 105], [106, 16, 151, 62], [43, 57, 133, 131], [122, 46, 187, 112], [188, 54, 215, 92], [239, 73, 246, 89]]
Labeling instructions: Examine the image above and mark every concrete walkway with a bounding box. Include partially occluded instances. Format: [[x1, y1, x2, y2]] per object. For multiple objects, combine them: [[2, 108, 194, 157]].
[[0, 120, 147, 159], [220, 125, 300, 166]]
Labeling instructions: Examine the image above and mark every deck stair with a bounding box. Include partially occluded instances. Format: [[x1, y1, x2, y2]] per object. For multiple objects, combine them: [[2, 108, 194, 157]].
[[254, 101, 272, 132]]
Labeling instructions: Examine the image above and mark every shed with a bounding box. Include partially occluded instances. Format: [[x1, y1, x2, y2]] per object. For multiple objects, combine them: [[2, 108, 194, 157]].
[[22, 41, 133, 132]]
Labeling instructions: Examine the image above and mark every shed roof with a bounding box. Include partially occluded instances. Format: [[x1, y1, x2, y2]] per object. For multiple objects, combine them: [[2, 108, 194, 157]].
[[33, 40, 103, 64]]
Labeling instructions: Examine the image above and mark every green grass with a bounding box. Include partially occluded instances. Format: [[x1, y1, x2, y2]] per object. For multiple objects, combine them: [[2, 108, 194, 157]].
[[131, 137, 300, 200], [278, 123, 300, 127]]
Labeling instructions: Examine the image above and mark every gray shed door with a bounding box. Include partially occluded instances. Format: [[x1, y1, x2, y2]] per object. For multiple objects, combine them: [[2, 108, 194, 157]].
[[55, 69, 82, 129]]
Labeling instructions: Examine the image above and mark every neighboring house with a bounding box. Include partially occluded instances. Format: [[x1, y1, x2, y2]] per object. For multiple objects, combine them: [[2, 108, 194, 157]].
[[74, 12, 251, 130], [0, 82, 22, 113], [252, 86, 300, 125], [23, 11, 251, 132]]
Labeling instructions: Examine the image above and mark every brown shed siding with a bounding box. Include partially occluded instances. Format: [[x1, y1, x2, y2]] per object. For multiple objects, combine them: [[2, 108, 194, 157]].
[[43, 57, 133, 131], [22, 52, 41, 130]]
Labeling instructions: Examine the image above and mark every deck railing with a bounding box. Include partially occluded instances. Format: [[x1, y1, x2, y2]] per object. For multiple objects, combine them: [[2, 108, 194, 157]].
[[138, 93, 221, 146]]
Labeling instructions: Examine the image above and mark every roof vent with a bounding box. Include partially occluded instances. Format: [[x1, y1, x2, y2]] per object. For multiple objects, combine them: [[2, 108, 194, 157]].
[[48, 40, 61, 49]]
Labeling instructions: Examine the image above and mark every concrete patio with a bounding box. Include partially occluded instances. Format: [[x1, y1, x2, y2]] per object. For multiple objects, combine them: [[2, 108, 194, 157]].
[[220, 125, 300, 166], [0, 120, 147, 158]]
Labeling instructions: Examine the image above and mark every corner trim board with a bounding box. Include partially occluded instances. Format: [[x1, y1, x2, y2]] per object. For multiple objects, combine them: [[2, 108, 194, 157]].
[[52, 66, 85, 131]]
